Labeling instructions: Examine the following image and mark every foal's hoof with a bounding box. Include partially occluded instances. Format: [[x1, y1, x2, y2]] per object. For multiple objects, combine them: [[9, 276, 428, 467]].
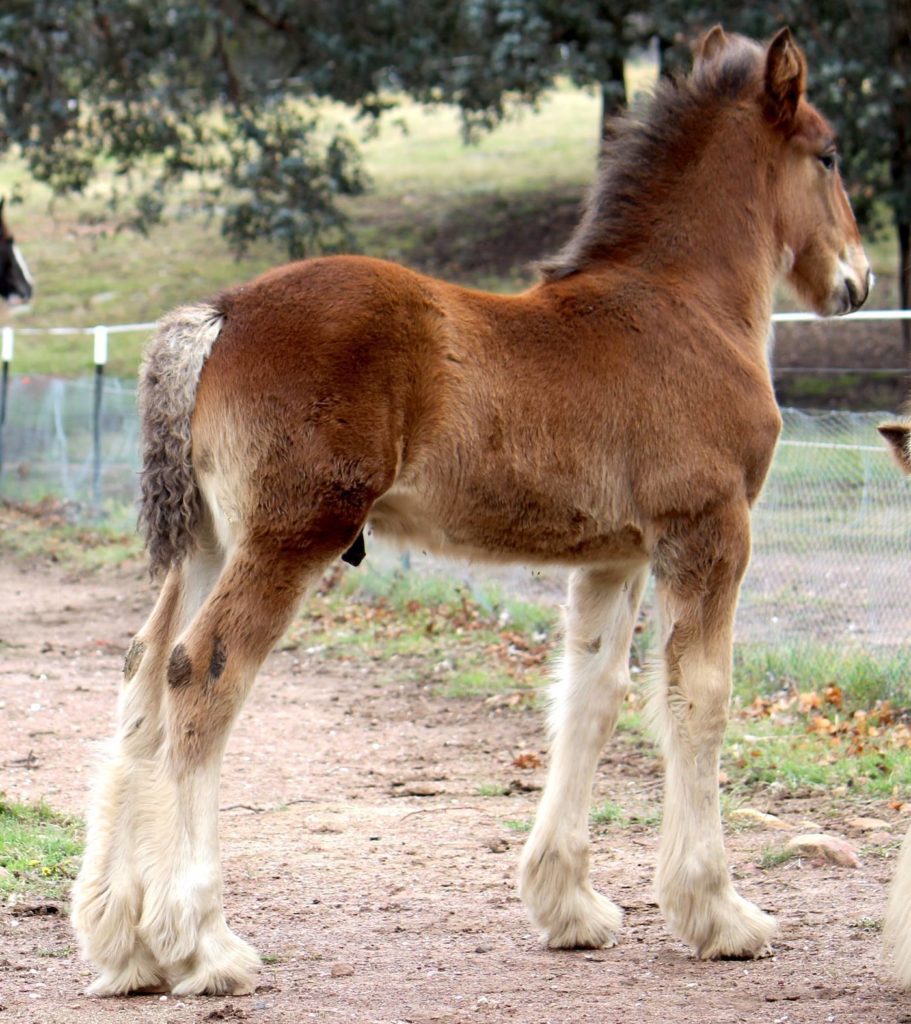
[[541, 889, 623, 950], [84, 954, 167, 997], [168, 925, 261, 996], [666, 889, 777, 961], [519, 838, 623, 950]]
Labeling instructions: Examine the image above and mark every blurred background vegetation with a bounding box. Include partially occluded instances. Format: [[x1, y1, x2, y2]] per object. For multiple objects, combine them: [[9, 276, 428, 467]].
[[0, 1, 907, 362]]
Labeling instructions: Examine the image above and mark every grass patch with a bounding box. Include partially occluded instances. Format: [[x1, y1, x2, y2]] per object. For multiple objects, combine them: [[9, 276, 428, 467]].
[[444, 668, 520, 699], [724, 715, 911, 798], [504, 818, 533, 834], [476, 783, 511, 797], [734, 642, 911, 714], [848, 917, 883, 932], [755, 845, 797, 870], [0, 498, 142, 570], [629, 809, 662, 827], [286, 562, 554, 701], [622, 655, 911, 803], [36, 945, 77, 957], [0, 796, 83, 898], [590, 800, 628, 829]]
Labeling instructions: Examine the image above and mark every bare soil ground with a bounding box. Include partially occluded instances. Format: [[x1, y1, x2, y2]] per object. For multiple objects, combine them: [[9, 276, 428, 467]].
[[3, 554, 911, 1024]]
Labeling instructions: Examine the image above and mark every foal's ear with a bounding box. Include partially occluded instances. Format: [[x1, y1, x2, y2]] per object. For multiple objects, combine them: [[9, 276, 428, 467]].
[[764, 27, 806, 131], [879, 423, 911, 474], [694, 25, 727, 65]]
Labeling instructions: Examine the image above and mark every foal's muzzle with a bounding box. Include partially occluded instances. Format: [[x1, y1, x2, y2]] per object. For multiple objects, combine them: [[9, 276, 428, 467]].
[[844, 268, 871, 314], [834, 264, 871, 317]]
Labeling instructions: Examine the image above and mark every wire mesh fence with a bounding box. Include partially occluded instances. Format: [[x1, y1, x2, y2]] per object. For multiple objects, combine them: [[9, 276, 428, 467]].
[[0, 374, 141, 524], [739, 409, 911, 647], [0, 374, 909, 649]]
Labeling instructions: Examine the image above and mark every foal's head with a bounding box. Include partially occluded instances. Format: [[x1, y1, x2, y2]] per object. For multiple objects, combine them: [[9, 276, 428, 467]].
[[542, 27, 871, 319], [697, 26, 870, 316], [0, 199, 33, 305]]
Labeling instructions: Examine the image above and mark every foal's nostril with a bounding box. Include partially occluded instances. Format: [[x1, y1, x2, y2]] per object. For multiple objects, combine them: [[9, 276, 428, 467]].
[[845, 276, 861, 312]]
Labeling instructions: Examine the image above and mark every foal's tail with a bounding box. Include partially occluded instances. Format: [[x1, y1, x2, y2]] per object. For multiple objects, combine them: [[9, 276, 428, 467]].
[[138, 303, 224, 577]]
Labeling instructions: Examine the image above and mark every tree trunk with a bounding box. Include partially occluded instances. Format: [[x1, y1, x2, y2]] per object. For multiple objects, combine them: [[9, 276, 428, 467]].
[[900, 222, 911, 364], [599, 51, 627, 141], [888, 0, 911, 361]]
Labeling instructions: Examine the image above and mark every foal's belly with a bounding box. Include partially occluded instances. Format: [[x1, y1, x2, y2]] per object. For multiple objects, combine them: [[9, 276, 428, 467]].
[[367, 482, 648, 567]]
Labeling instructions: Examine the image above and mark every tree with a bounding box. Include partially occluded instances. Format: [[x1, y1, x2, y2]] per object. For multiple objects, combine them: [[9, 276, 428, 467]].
[[0, 1, 384, 257], [0, 0, 906, 312], [888, 0, 911, 347]]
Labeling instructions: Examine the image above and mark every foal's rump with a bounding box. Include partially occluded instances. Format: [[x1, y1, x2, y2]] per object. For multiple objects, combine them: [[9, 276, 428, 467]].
[[139, 256, 444, 575]]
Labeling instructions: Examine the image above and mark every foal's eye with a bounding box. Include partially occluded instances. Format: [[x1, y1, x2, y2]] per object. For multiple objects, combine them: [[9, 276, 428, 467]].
[[817, 151, 837, 171]]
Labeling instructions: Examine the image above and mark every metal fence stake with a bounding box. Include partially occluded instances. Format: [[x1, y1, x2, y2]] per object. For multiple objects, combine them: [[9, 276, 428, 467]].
[[92, 325, 108, 515], [0, 326, 13, 481]]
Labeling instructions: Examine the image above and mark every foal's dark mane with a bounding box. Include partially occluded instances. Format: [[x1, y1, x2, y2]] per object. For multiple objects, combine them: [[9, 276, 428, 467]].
[[539, 36, 765, 281]]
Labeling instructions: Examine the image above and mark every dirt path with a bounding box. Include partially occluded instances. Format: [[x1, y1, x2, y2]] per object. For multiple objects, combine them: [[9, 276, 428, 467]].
[[2, 557, 910, 1023]]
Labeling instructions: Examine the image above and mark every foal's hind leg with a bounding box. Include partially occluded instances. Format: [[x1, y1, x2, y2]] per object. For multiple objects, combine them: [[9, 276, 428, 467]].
[[72, 537, 225, 995], [520, 563, 648, 948], [651, 502, 775, 958], [135, 541, 328, 995]]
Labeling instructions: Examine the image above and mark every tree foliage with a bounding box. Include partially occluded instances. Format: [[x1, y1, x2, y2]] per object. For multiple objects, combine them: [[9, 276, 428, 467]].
[[0, 0, 907, 294]]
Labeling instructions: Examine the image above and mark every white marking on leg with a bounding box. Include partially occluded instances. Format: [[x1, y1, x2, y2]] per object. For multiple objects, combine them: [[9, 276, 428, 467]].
[[885, 824, 911, 988], [651, 618, 775, 958], [520, 566, 647, 948]]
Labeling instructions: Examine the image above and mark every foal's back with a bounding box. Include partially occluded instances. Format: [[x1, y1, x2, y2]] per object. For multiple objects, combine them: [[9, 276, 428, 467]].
[[196, 253, 780, 565]]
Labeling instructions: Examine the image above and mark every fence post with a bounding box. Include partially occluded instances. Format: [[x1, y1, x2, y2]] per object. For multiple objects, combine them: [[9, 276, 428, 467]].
[[0, 326, 12, 482], [92, 325, 108, 514]]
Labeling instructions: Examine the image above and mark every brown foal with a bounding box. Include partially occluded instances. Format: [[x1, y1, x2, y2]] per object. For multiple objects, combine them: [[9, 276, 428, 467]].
[[72, 27, 871, 996]]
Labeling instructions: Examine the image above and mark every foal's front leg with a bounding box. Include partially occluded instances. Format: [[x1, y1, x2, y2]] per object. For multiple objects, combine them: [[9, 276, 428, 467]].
[[520, 564, 647, 947], [652, 507, 776, 958]]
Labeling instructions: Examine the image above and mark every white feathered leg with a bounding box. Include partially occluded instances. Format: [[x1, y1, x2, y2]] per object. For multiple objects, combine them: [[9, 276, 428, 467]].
[[651, 505, 776, 959], [520, 563, 648, 948], [885, 823, 911, 987], [72, 540, 225, 995], [133, 544, 321, 995], [72, 570, 183, 995]]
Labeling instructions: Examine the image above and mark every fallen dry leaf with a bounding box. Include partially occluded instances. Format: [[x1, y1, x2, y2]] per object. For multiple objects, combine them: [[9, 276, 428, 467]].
[[512, 751, 542, 770]]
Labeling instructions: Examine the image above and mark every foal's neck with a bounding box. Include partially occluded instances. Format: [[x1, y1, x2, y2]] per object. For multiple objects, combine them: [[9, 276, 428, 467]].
[[648, 140, 780, 352], [595, 117, 782, 358]]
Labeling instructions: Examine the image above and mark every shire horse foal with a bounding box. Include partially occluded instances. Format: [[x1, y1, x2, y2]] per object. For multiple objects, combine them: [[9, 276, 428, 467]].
[[73, 28, 871, 996]]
